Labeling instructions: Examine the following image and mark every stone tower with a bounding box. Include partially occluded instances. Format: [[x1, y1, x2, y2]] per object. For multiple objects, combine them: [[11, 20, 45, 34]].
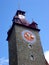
[[7, 10, 46, 65]]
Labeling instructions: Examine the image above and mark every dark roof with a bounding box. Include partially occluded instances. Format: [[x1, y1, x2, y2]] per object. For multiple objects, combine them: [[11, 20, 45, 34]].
[[7, 18, 40, 40], [29, 21, 38, 29], [14, 18, 29, 26], [31, 21, 38, 25], [16, 10, 25, 16]]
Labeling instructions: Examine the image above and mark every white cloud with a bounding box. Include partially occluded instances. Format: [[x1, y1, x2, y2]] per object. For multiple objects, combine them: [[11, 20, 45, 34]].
[[44, 50, 49, 64], [0, 57, 9, 65]]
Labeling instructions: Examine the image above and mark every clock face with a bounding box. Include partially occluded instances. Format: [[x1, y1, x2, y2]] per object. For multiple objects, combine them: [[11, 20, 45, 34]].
[[22, 30, 36, 44]]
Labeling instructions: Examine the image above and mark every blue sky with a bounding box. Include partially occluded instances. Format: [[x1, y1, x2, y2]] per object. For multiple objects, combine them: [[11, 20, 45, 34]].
[[0, 0, 49, 65]]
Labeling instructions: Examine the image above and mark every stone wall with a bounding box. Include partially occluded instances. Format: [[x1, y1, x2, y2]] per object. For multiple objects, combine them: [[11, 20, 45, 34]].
[[15, 24, 46, 65]]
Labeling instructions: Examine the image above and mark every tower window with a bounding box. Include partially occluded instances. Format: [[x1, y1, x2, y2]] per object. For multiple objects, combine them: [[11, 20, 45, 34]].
[[30, 55, 34, 60], [28, 44, 32, 49]]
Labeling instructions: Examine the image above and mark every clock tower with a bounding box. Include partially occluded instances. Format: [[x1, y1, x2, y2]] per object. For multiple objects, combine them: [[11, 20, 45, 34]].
[[7, 10, 46, 65]]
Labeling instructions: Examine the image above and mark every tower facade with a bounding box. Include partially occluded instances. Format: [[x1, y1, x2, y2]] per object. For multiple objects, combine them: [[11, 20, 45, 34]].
[[7, 10, 46, 65]]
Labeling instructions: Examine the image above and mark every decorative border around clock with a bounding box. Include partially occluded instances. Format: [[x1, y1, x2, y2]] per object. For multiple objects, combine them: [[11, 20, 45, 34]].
[[21, 30, 36, 44]]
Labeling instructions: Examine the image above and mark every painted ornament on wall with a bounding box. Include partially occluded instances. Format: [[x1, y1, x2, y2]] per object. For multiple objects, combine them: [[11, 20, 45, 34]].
[[21, 30, 36, 44]]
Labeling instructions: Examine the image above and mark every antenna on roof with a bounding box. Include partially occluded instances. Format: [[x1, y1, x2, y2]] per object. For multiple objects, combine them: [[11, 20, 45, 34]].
[[18, 0, 20, 10]]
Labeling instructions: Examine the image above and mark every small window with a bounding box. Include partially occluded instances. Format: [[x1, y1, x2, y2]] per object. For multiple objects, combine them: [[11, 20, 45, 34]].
[[28, 44, 32, 49], [30, 55, 34, 60]]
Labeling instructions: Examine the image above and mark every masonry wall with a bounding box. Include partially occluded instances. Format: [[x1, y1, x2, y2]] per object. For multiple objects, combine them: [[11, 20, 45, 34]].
[[8, 26, 18, 65], [15, 24, 46, 65]]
